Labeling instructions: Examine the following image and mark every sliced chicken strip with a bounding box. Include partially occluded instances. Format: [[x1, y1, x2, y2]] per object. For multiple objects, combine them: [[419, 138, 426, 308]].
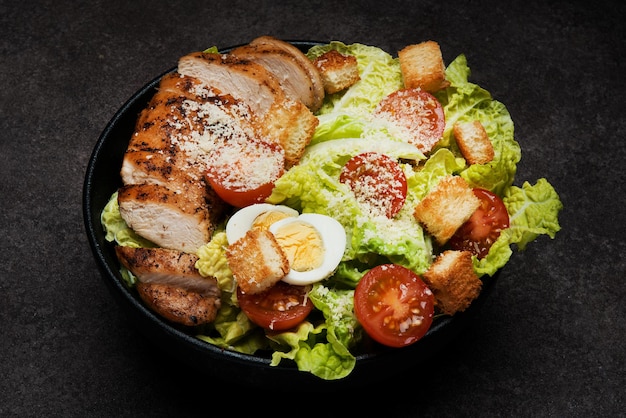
[[117, 183, 217, 253], [115, 246, 220, 297], [177, 51, 318, 167], [248, 36, 325, 111], [115, 246, 221, 326], [230, 43, 323, 111], [130, 92, 260, 158], [136, 282, 220, 326], [177, 51, 286, 119]]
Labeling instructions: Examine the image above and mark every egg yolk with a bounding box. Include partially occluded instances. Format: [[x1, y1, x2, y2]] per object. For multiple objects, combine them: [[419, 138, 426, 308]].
[[272, 221, 324, 272], [252, 211, 294, 231]]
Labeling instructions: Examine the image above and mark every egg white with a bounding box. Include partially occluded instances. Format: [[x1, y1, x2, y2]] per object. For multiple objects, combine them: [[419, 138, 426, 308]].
[[225, 203, 298, 244], [269, 213, 346, 286]]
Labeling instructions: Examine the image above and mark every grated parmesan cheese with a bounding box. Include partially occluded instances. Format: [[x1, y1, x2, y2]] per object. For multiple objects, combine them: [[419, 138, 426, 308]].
[[373, 88, 444, 153], [206, 136, 285, 190]]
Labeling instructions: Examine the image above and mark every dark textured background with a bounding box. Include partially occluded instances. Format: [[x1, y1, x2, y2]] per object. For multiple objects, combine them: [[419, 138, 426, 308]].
[[1, 0, 624, 416]]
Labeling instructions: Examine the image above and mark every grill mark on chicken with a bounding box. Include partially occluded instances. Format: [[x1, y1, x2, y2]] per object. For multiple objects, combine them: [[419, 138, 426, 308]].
[[115, 246, 219, 294]]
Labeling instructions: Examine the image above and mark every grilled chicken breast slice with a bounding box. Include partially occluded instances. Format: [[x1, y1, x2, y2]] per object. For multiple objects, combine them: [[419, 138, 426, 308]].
[[248, 36, 325, 111], [177, 51, 286, 119], [136, 282, 220, 326], [119, 71, 270, 251], [117, 183, 215, 253], [115, 246, 221, 326], [115, 246, 220, 297], [176, 51, 318, 167], [230, 42, 324, 111]]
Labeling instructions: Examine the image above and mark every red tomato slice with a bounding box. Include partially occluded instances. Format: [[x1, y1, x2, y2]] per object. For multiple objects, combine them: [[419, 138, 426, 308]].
[[373, 88, 445, 154], [448, 188, 510, 258], [205, 138, 285, 208], [236, 281, 313, 331], [339, 152, 407, 218], [354, 264, 434, 348]]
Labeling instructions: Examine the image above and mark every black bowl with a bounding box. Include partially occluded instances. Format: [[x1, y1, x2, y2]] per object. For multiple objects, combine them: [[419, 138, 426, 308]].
[[83, 41, 498, 390]]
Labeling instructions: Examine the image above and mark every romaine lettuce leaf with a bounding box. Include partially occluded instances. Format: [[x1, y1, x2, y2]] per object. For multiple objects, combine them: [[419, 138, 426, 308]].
[[503, 178, 563, 250], [435, 55, 521, 196], [268, 136, 432, 274], [307, 42, 403, 145], [474, 178, 563, 276], [269, 284, 359, 380], [100, 192, 155, 287], [197, 308, 268, 354], [196, 231, 235, 293]]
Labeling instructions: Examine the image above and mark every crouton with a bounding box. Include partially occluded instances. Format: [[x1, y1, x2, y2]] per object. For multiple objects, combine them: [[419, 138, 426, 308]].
[[261, 99, 318, 168], [453, 120, 495, 165], [414, 175, 480, 245], [313, 49, 360, 94], [422, 250, 482, 315], [226, 228, 289, 294], [398, 41, 450, 93]]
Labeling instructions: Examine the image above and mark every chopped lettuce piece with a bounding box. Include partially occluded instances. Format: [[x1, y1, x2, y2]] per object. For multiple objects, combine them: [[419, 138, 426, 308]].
[[435, 55, 521, 196], [269, 284, 359, 380], [197, 308, 267, 354], [196, 231, 235, 293], [474, 178, 563, 276], [307, 41, 403, 145], [504, 178, 563, 250]]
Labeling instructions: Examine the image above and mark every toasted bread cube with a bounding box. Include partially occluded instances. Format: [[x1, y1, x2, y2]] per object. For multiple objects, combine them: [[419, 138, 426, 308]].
[[225, 229, 289, 294], [262, 99, 318, 168], [422, 250, 482, 315], [313, 50, 360, 94], [453, 120, 495, 165], [414, 175, 480, 245], [398, 41, 450, 93]]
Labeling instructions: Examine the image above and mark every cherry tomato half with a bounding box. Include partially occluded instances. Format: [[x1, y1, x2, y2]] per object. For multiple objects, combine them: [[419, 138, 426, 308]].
[[236, 281, 313, 331], [339, 152, 407, 218], [448, 188, 510, 258], [373, 88, 445, 154], [354, 264, 434, 348], [205, 138, 285, 208]]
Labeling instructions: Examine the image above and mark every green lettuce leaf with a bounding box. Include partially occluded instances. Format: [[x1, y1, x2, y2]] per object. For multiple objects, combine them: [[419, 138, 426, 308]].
[[307, 42, 403, 145], [503, 178, 563, 250], [269, 136, 432, 273], [435, 55, 521, 196], [197, 307, 268, 354], [474, 178, 563, 276], [100, 192, 155, 287], [269, 284, 359, 380], [196, 231, 235, 293]]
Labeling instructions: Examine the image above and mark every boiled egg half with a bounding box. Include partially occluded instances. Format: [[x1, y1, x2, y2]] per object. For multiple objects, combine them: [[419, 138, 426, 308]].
[[225, 204, 347, 285], [269, 213, 346, 285], [225, 203, 299, 244]]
